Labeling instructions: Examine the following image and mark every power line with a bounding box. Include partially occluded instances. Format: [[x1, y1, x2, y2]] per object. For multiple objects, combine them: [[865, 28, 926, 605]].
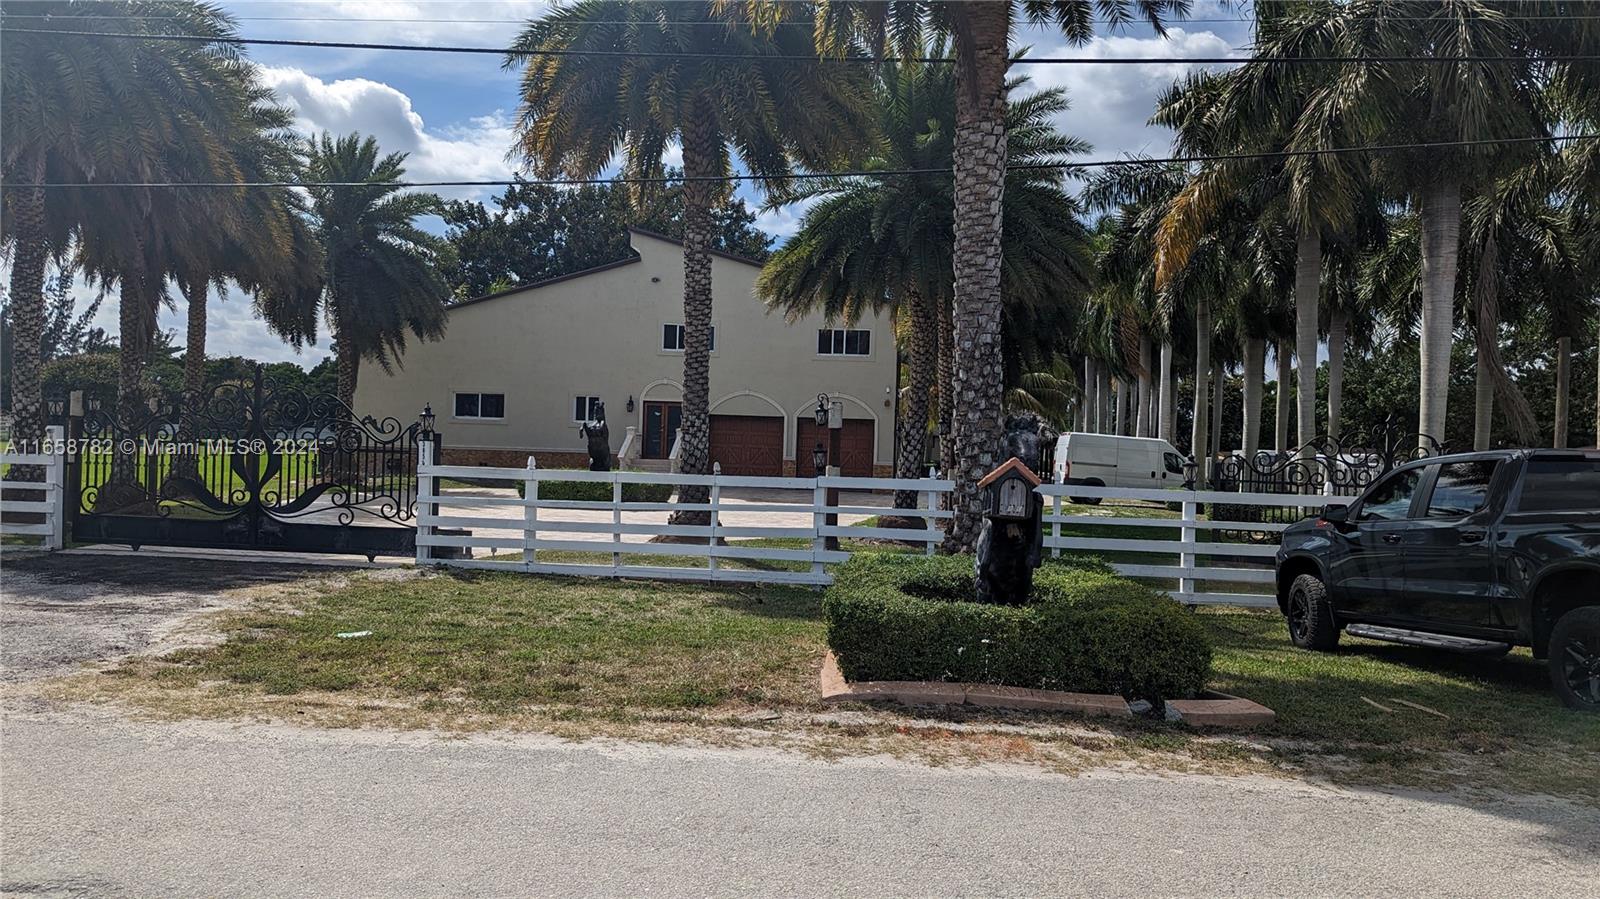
[[3, 27, 1597, 63], [4, 11, 1600, 25], [12, 134, 1594, 191]]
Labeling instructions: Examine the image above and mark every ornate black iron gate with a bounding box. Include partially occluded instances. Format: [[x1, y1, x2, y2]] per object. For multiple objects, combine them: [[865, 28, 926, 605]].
[[70, 366, 422, 559]]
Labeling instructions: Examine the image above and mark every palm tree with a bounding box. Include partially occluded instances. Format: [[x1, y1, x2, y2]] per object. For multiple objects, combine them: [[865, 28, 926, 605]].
[[758, 53, 1093, 515], [299, 134, 450, 412], [1257, 0, 1595, 449], [1, 1, 246, 455], [505, 1, 874, 521], [813, 0, 1184, 548]]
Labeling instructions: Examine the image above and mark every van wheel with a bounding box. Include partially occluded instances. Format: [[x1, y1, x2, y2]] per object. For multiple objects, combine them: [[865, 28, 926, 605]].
[[1286, 574, 1340, 651], [1548, 607, 1600, 713], [1069, 478, 1104, 506]]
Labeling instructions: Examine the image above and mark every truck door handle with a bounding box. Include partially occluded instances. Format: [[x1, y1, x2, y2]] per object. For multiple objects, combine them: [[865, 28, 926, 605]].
[[1459, 529, 1485, 544], [1382, 534, 1402, 544]]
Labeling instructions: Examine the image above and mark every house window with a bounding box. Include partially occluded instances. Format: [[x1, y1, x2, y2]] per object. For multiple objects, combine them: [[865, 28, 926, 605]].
[[662, 323, 714, 352], [572, 395, 602, 422], [818, 328, 871, 356], [454, 392, 505, 420]]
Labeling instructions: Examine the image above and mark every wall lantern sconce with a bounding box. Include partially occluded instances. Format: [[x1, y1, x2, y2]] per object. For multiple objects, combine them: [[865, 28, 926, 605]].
[[626, 395, 635, 413], [814, 394, 830, 428]]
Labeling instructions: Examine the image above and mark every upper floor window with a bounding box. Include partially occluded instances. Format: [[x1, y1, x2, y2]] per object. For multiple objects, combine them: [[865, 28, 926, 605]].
[[572, 395, 602, 422], [455, 392, 505, 420], [818, 328, 871, 356], [662, 323, 714, 352]]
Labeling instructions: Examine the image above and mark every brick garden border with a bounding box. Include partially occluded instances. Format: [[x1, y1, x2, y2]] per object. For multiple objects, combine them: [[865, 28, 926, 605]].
[[819, 651, 1275, 726]]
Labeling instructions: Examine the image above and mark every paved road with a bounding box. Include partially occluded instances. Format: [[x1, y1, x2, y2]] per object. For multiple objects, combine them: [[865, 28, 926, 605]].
[[3, 713, 1595, 898]]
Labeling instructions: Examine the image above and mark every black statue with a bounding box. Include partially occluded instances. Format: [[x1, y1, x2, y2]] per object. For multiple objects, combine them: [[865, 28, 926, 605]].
[[579, 400, 611, 472], [974, 412, 1058, 604]]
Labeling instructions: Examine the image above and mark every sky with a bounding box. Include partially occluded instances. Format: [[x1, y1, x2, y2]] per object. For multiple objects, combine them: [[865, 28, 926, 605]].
[[51, 0, 1257, 368]]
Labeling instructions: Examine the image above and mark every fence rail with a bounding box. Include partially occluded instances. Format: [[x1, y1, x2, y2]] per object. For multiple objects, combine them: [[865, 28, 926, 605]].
[[415, 445, 953, 586], [1039, 483, 1347, 608], [0, 425, 66, 550]]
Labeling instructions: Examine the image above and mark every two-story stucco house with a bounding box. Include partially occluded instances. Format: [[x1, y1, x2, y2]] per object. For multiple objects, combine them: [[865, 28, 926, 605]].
[[354, 228, 898, 476]]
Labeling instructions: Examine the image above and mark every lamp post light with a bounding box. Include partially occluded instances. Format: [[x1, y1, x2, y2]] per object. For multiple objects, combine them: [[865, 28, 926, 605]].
[[419, 403, 436, 438], [1182, 454, 1198, 491], [816, 394, 844, 550]]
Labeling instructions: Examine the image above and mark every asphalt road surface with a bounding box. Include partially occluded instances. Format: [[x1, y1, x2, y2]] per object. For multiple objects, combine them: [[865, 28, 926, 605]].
[[3, 712, 1596, 898]]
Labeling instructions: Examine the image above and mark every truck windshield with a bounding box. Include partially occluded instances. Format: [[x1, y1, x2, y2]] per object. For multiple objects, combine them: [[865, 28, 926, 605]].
[[1516, 459, 1600, 512]]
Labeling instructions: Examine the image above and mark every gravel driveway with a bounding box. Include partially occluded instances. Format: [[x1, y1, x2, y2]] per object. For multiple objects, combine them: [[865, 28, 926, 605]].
[[0, 553, 344, 683]]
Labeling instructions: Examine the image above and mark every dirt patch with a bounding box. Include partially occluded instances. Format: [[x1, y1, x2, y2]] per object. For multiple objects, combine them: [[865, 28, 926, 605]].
[[0, 553, 409, 684]]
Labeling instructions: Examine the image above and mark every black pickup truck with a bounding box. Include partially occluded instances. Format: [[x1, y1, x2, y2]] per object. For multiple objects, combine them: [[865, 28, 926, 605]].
[[1275, 449, 1600, 711]]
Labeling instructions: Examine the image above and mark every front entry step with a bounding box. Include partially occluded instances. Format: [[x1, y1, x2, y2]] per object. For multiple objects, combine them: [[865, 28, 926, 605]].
[[1346, 624, 1511, 654]]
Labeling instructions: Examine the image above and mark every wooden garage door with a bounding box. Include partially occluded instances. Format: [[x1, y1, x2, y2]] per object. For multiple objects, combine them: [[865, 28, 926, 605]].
[[709, 415, 785, 476], [795, 417, 875, 477]]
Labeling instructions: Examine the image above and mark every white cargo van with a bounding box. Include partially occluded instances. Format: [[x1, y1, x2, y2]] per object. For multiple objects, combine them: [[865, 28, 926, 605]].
[[1051, 433, 1187, 503]]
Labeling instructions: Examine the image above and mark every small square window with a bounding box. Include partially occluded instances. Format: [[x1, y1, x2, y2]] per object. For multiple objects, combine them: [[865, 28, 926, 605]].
[[573, 395, 601, 422], [455, 393, 479, 418], [663, 324, 713, 351]]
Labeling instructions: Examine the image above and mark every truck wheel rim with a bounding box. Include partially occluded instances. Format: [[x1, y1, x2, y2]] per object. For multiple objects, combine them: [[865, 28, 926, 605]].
[[1562, 636, 1600, 705], [1287, 590, 1309, 642]]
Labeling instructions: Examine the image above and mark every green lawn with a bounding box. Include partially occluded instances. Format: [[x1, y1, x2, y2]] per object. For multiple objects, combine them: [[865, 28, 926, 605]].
[[112, 564, 1600, 799]]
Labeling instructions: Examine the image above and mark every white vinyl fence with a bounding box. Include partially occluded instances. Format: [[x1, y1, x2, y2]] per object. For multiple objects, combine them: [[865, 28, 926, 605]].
[[1040, 483, 1349, 608], [415, 441, 953, 586], [0, 424, 66, 550]]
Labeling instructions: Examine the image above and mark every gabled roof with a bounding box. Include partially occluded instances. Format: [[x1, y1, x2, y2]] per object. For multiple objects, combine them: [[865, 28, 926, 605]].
[[977, 457, 1042, 489], [445, 227, 765, 312]]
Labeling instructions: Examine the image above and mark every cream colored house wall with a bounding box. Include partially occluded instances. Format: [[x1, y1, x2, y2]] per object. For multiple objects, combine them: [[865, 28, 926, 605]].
[[354, 229, 898, 466]]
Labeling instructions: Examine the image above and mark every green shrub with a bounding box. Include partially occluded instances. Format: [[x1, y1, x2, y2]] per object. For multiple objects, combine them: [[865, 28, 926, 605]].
[[515, 476, 674, 503], [823, 553, 1211, 703]]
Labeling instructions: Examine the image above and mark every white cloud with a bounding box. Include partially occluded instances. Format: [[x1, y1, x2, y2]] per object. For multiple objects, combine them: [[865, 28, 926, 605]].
[[1015, 28, 1245, 163], [259, 66, 516, 200]]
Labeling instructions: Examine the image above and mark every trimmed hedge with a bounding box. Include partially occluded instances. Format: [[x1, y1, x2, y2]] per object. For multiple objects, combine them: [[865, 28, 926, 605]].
[[823, 553, 1212, 703], [516, 476, 674, 503]]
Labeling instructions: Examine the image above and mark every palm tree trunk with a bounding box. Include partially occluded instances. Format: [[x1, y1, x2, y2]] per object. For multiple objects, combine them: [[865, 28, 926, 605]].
[[3, 162, 49, 476], [1191, 299, 1212, 481], [1098, 365, 1112, 433], [1418, 180, 1463, 449], [1084, 358, 1098, 431], [1114, 378, 1127, 436], [1554, 335, 1572, 449], [937, 296, 955, 480], [944, 2, 1010, 552], [1274, 340, 1292, 452], [1076, 357, 1089, 431], [665, 102, 721, 529], [1243, 336, 1264, 456], [1135, 335, 1152, 438], [1294, 230, 1320, 451], [1326, 309, 1347, 440], [1158, 340, 1174, 443], [1471, 230, 1538, 445], [894, 289, 936, 509], [176, 281, 209, 481], [1209, 361, 1224, 457], [335, 316, 360, 412], [1473, 342, 1494, 451]]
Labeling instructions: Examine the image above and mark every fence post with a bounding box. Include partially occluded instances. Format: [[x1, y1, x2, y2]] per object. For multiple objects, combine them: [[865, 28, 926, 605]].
[[811, 475, 828, 581], [65, 391, 83, 542], [709, 463, 721, 576], [611, 471, 623, 575], [922, 466, 938, 556], [524, 456, 538, 573], [415, 437, 433, 566], [45, 424, 65, 550], [1179, 497, 1198, 604], [1051, 492, 1062, 559]]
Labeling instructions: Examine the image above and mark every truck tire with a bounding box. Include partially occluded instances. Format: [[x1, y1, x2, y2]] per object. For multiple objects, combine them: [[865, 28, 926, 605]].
[[1069, 478, 1104, 506], [1286, 573, 1340, 651], [1548, 606, 1600, 713]]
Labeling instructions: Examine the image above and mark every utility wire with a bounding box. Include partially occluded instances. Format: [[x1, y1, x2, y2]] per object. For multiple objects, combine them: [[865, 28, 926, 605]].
[[4, 27, 1598, 63], [7, 12, 1600, 25], [13, 134, 1595, 190]]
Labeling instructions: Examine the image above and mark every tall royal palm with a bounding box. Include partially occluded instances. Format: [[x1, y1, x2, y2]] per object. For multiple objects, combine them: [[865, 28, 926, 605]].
[[758, 54, 1092, 516], [300, 134, 450, 412], [505, 1, 873, 518], [813, 0, 1184, 547], [1265, 0, 1596, 448]]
